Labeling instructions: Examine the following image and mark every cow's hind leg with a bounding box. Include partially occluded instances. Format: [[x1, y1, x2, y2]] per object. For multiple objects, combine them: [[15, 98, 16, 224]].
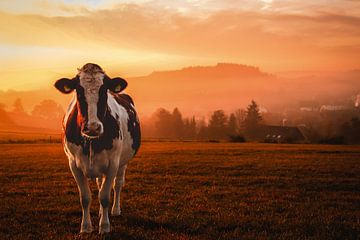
[[111, 164, 127, 216], [69, 161, 93, 233]]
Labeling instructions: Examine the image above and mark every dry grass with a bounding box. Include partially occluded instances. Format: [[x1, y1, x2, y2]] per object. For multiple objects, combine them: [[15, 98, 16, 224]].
[[0, 142, 359, 239], [0, 131, 61, 143]]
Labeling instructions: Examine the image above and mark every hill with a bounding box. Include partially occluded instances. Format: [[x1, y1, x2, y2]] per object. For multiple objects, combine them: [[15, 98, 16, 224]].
[[127, 63, 360, 116], [128, 63, 277, 115]]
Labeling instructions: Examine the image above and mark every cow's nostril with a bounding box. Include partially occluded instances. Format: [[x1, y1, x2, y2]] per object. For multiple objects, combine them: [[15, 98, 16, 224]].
[[87, 122, 102, 133], [81, 121, 103, 138], [82, 125, 88, 132], [90, 122, 100, 130]]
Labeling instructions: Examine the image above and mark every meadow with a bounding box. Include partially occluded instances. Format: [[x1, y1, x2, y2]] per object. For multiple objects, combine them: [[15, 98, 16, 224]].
[[0, 142, 359, 239], [0, 130, 61, 144]]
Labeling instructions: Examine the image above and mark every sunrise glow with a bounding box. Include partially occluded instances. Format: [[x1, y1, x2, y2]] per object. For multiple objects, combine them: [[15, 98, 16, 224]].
[[0, 0, 359, 91]]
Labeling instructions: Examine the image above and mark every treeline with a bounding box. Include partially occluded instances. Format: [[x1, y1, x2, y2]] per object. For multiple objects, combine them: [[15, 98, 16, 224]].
[[0, 98, 64, 130], [12, 98, 64, 120], [144, 100, 262, 141], [2, 97, 360, 144], [142, 100, 360, 144], [318, 116, 360, 144]]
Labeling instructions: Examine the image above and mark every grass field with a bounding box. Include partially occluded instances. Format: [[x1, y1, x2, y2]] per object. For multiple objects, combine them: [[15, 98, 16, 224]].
[[0, 142, 359, 239], [0, 130, 61, 143]]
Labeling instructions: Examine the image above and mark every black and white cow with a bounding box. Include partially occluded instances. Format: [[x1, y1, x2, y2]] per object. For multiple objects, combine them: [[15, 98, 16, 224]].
[[54, 63, 140, 234]]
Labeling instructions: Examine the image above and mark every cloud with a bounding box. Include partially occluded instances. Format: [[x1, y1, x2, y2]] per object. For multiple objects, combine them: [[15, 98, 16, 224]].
[[0, 0, 92, 16], [0, 2, 359, 75]]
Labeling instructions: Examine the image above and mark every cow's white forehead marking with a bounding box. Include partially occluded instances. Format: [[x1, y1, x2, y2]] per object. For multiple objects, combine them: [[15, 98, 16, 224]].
[[79, 71, 104, 89], [77, 63, 105, 90], [77, 65, 106, 125]]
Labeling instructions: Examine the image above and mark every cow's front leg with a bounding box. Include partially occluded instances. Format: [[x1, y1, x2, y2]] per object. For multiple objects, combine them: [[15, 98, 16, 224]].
[[98, 172, 116, 234], [96, 177, 103, 217], [69, 160, 93, 233], [112, 164, 127, 216]]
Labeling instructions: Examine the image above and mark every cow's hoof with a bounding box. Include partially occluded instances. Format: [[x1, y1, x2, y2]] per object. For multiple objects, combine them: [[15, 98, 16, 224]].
[[80, 224, 93, 233], [99, 224, 110, 234], [111, 208, 121, 216]]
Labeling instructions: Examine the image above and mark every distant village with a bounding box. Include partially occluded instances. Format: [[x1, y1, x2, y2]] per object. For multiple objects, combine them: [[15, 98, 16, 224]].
[[142, 93, 360, 144]]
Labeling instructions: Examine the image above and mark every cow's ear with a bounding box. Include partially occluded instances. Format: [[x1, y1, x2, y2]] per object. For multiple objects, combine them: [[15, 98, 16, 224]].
[[107, 77, 128, 93], [54, 78, 77, 94]]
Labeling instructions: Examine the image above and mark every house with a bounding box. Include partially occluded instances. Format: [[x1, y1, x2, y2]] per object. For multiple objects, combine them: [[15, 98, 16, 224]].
[[319, 105, 352, 112], [260, 125, 306, 143]]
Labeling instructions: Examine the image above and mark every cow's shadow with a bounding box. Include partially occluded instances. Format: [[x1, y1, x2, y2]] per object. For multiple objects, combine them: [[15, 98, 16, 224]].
[[105, 214, 194, 240], [72, 209, 199, 239]]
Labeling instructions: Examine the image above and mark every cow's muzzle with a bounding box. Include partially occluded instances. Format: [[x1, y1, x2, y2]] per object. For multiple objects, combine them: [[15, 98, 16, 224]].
[[81, 121, 104, 139]]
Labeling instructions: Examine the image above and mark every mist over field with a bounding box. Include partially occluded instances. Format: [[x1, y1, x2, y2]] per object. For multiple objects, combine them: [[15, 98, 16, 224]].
[[0, 63, 359, 116], [1, 63, 359, 145], [1, 63, 360, 117]]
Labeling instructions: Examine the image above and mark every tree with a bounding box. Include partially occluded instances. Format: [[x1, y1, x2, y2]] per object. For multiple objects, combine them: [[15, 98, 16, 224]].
[[172, 108, 184, 138], [196, 117, 209, 139], [0, 103, 15, 127], [188, 117, 197, 138], [154, 107, 188, 139], [183, 116, 197, 139], [13, 98, 25, 114], [154, 108, 173, 138], [343, 117, 360, 144], [234, 108, 246, 132], [243, 100, 262, 135], [208, 110, 228, 139], [227, 113, 237, 136], [31, 99, 64, 120]]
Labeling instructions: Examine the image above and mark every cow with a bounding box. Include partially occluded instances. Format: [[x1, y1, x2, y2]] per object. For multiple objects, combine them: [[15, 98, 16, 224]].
[[54, 63, 141, 234]]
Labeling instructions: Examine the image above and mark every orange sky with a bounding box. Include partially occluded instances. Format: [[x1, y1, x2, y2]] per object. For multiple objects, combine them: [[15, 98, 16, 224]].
[[0, 0, 360, 90]]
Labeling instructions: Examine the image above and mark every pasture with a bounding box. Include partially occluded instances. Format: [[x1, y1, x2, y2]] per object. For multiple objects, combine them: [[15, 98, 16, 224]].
[[0, 142, 359, 239]]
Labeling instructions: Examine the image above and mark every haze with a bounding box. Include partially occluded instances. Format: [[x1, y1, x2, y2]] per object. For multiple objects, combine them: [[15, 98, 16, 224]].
[[0, 0, 359, 126]]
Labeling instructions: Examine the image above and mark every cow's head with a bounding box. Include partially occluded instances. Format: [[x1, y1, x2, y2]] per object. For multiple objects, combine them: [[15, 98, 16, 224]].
[[54, 63, 127, 139]]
